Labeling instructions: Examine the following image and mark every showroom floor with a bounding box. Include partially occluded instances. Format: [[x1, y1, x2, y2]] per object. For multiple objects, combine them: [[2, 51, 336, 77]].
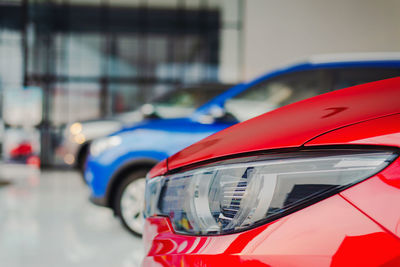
[[0, 167, 144, 267]]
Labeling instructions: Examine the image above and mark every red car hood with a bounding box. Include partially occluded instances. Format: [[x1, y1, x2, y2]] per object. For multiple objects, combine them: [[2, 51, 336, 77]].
[[165, 77, 400, 172]]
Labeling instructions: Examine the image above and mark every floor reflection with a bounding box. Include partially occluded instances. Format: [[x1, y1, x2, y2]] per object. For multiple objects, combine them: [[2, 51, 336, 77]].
[[0, 167, 144, 267]]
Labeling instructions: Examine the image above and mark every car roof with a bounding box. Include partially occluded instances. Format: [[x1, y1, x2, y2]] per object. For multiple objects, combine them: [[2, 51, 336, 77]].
[[167, 77, 400, 171], [305, 52, 400, 64]]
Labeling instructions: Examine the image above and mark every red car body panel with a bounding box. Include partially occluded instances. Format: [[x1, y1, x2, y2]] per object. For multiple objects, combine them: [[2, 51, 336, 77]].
[[144, 78, 400, 266], [305, 113, 400, 239], [165, 78, 400, 174], [306, 113, 400, 148], [340, 159, 400, 239]]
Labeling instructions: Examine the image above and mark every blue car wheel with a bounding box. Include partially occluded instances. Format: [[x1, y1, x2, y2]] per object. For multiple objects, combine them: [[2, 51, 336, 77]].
[[114, 168, 149, 237]]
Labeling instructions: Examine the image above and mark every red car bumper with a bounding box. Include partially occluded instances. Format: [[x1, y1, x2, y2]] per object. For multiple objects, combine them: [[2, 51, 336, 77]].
[[143, 158, 400, 267]]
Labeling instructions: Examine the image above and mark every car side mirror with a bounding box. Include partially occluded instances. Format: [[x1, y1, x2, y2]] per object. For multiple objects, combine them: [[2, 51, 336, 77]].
[[209, 106, 226, 119], [140, 104, 160, 119], [195, 105, 234, 124]]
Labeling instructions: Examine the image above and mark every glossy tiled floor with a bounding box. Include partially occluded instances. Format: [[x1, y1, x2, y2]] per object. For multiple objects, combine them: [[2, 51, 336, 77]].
[[0, 167, 144, 267]]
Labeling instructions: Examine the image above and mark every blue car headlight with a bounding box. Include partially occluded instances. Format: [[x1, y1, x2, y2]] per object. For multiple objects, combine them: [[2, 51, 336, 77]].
[[90, 136, 122, 157], [145, 149, 397, 235]]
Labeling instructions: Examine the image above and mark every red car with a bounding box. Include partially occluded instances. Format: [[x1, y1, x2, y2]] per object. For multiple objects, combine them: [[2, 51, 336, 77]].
[[143, 78, 400, 266]]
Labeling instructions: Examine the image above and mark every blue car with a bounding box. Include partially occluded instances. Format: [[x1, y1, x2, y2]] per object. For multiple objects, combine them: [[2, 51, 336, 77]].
[[85, 53, 400, 236]]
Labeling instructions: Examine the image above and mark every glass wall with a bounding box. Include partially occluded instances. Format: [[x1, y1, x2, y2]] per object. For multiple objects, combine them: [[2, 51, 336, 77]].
[[0, 0, 243, 165]]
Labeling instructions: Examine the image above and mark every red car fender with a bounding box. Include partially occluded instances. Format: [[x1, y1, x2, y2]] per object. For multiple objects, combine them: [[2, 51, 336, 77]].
[[305, 113, 400, 238]]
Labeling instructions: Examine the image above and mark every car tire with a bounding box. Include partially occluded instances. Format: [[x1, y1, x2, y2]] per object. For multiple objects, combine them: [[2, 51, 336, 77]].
[[114, 169, 149, 237]]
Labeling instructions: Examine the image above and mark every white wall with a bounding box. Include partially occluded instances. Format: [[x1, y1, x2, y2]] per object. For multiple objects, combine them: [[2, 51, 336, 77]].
[[242, 0, 400, 80], [219, 0, 243, 83]]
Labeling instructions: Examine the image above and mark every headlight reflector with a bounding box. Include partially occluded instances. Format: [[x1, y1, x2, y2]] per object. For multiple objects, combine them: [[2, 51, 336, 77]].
[[145, 150, 397, 235]]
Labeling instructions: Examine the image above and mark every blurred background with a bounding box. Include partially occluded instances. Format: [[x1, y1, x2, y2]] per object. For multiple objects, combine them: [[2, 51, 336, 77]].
[[1, 0, 400, 166], [0, 0, 243, 167], [0, 0, 400, 266]]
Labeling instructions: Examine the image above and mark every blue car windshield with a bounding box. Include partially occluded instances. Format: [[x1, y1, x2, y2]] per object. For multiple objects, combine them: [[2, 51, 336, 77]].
[[154, 87, 228, 109], [144, 85, 234, 120], [222, 67, 400, 122]]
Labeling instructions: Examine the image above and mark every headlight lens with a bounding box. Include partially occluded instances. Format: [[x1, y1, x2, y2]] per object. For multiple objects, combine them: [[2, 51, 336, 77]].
[[145, 150, 397, 235], [70, 122, 82, 135], [90, 136, 122, 157]]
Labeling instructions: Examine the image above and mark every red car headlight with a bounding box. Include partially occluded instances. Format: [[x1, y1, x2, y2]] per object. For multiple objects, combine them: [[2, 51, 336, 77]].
[[145, 149, 397, 235]]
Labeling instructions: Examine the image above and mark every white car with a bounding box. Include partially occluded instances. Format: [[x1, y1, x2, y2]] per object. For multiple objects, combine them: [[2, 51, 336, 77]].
[[56, 83, 234, 174]]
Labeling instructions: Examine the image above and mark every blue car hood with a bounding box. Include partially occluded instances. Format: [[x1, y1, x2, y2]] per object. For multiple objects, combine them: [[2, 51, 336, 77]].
[[95, 117, 233, 165], [114, 117, 212, 134]]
